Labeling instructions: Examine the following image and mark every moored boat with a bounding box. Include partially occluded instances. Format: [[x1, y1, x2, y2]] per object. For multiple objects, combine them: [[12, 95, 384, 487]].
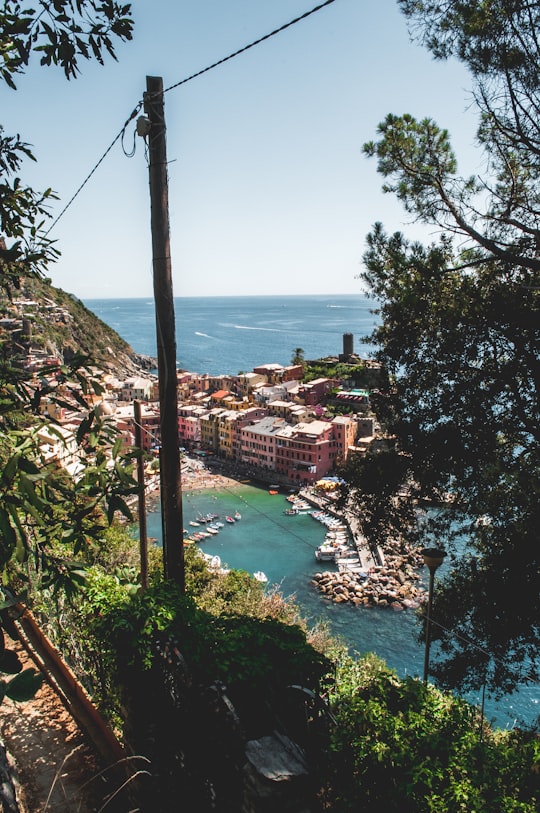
[[315, 542, 352, 562], [315, 545, 340, 562]]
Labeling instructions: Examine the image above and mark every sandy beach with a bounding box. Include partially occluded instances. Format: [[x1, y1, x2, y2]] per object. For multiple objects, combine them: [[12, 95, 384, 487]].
[[180, 455, 244, 493]]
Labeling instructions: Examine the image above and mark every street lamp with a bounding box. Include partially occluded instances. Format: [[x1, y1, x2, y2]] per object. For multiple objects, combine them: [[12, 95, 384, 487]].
[[421, 547, 446, 684]]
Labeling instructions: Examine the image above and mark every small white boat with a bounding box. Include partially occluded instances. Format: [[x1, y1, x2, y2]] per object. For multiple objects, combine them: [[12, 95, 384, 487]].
[[253, 571, 268, 583], [315, 545, 339, 562], [234, 511, 241, 520], [315, 543, 351, 562], [225, 516, 235, 523], [189, 520, 200, 527]]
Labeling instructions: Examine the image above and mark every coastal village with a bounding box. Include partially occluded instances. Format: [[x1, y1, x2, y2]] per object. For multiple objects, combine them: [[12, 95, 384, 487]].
[[3, 294, 426, 612]]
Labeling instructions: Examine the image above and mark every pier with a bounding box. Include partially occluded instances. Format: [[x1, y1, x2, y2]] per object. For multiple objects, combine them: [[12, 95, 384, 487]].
[[298, 486, 424, 611], [297, 486, 381, 570]]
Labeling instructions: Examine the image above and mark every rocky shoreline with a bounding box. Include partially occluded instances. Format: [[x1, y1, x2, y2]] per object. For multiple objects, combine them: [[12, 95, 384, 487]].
[[311, 548, 425, 611], [293, 486, 428, 612]]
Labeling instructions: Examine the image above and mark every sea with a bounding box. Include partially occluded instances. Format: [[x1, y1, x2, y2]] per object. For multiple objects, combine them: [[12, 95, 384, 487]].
[[85, 294, 539, 729], [85, 294, 377, 375]]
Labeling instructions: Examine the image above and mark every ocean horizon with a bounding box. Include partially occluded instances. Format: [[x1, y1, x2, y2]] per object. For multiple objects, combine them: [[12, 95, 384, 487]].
[[84, 293, 379, 376]]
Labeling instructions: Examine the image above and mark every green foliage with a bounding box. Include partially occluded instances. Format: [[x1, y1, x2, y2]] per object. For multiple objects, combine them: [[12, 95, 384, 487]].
[[351, 1, 540, 696], [29, 543, 539, 808], [0, 126, 59, 280], [0, 386, 138, 597], [0, 0, 133, 89], [0, 591, 43, 704], [0, 0, 139, 600], [302, 358, 386, 390], [0, 0, 139, 723], [5, 276, 137, 369], [1, 2, 133, 276], [323, 653, 539, 812], [82, 574, 330, 696], [193, 566, 267, 616]]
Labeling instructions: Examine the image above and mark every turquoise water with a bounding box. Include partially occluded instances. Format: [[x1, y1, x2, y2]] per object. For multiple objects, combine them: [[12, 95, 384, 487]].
[[145, 484, 539, 729]]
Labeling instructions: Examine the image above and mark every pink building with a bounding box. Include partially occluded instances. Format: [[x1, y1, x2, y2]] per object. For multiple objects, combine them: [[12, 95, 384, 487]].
[[330, 415, 357, 464], [178, 405, 206, 445], [252, 363, 303, 383], [297, 377, 338, 406], [114, 403, 161, 452], [274, 420, 337, 485], [238, 416, 284, 470]]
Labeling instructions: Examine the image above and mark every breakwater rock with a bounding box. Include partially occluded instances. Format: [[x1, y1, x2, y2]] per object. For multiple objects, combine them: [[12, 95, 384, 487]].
[[311, 551, 425, 611]]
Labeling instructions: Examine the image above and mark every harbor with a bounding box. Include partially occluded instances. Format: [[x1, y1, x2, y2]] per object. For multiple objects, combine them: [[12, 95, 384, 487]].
[[143, 452, 426, 612], [143, 470, 538, 728]]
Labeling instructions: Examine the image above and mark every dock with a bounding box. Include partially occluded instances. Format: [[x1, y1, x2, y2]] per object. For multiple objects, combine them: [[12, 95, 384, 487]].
[[298, 487, 382, 571]]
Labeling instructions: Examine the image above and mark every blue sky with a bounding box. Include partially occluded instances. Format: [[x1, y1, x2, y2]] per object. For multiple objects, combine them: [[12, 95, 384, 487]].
[[6, 0, 479, 299]]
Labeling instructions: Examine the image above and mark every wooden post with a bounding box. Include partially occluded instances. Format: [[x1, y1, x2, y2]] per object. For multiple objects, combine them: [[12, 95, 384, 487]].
[[144, 76, 184, 589], [133, 400, 149, 590]]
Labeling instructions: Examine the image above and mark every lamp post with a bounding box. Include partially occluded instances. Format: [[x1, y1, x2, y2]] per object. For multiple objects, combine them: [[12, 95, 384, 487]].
[[421, 547, 446, 684]]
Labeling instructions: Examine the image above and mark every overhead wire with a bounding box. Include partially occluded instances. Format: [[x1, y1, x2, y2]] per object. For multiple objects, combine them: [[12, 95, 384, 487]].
[[161, 0, 336, 96], [40, 0, 337, 238], [42, 103, 142, 238]]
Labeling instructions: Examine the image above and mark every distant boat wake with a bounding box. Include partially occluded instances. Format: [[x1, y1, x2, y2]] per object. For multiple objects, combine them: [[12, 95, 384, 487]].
[[220, 323, 282, 332], [194, 331, 214, 339]]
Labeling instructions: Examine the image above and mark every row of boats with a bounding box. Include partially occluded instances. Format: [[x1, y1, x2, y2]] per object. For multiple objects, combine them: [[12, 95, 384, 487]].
[[313, 522, 368, 577], [184, 510, 242, 543], [283, 493, 359, 565], [283, 494, 312, 515]]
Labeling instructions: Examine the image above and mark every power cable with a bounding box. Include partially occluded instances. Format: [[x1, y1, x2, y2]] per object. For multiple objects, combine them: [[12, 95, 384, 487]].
[[42, 103, 142, 238], [161, 0, 337, 96], [40, 0, 337, 237]]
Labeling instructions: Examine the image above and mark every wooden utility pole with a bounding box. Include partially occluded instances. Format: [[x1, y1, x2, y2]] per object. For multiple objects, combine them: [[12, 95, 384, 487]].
[[143, 75, 184, 589], [133, 400, 149, 591]]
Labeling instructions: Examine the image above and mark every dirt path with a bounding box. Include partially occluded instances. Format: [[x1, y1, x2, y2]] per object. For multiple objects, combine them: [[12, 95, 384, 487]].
[[0, 641, 111, 813]]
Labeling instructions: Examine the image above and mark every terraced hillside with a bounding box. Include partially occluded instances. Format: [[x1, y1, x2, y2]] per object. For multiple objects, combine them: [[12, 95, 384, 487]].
[[0, 275, 154, 376]]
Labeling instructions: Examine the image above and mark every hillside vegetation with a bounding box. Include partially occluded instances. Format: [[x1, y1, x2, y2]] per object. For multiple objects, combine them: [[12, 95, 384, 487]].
[[0, 275, 154, 376]]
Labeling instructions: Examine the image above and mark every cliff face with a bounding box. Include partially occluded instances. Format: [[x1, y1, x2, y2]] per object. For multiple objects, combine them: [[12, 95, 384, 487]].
[[0, 276, 156, 376]]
